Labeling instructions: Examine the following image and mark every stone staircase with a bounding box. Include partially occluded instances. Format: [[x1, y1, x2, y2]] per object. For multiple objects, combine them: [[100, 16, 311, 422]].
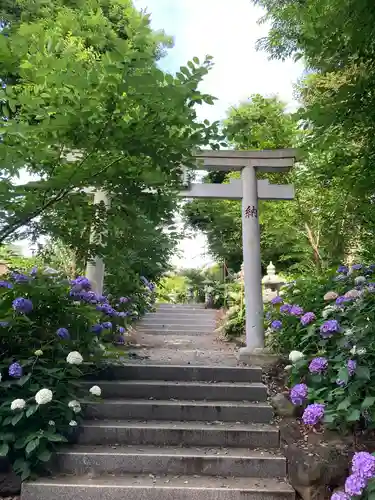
[[21, 304, 294, 500]]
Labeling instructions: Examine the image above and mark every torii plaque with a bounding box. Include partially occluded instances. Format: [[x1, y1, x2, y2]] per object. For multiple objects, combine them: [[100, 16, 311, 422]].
[[180, 149, 297, 362]]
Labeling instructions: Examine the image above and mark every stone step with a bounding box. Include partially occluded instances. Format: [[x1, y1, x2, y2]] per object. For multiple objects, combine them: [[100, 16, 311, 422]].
[[82, 380, 267, 401], [141, 315, 217, 324], [135, 328, 214, 336], [55, 445, 287, 477], [136, 323, 215, 333], [78, 420, 279, 448], [156, 303, 206, 309], [85, 399, 273, 423], [90, 364, 262, 383], [22, 474, 295, 500]]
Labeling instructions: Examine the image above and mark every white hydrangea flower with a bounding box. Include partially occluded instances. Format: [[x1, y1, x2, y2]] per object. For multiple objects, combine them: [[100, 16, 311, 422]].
[[34, 350, 43, 356], [343, 328, 354, 336], [288, 350, 304, 363], [284, 365, 293, 372], [322, 305, 338, 319], [48, 420, 55, 426], [345, 289, 361, 299], [0, 373, 2, 381], [68, 400, 81, 413], [89, 385, 101, 397], [350, 346, 367, 355], [66, 351, 83, 365], [35, 388, 53, 405], [69, 420, 78, 427], [355, 276, 366, 285], [324, 291, 338, 301], [358, 348, 367, 355], [11, 398, 26, 411]]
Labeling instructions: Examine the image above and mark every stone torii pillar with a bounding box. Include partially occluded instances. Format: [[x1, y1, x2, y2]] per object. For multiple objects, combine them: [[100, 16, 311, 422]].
[[180, 149, 297, 364]]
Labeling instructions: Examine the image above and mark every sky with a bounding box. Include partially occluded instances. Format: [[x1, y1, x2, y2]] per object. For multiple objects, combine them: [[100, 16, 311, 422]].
[[133, 0, 304, 269]]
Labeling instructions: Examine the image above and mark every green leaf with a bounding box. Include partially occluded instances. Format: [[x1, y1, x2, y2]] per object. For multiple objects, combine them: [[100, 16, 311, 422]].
[[37, 449, 52, 462], [25, 438, 40, 456], [43, 432, 67, 443], [26, 405, 38, 418], [337, 398, 351, 411], [3, 416, 12, 426], [0, 443, 9, 456], [337, 367, 349, 384], [347, 409, 361, 422], [323, 413, 336, 423], [362, 397, 375, 409], [356, 366, 371, 380], [193, 57, 200, 65], [11, 412, 24, 426]]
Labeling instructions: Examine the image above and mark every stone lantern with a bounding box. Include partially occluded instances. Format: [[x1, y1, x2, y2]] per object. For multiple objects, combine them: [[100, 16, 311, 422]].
[[262, 262, 285, 304]]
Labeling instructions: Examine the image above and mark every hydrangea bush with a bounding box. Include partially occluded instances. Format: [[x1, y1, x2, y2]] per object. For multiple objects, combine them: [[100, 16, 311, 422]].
[[0, 268, 153, 480], [266, 264, 375, 433]]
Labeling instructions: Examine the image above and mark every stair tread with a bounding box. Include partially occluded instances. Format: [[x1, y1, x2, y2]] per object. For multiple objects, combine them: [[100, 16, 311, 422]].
[[86, 380, 265, 388], [57, 444, 284, 458], [26, 473, 293, 491], [82, 420, 277, 431], [115, 363, 261, 370], [86, 399, 270, 407]]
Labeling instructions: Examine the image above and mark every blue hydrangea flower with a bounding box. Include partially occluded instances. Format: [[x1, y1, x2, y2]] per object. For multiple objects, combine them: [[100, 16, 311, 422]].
[[271, 320, 282, 330], [271, 296, 283, 305], [102, 322, 112, 329], [0, 321, 9, 327], [331, 491, 349, 500], [302, 403, 325, 425], [344, 474, 366, 496], [9, 362, 22, 378], [12, 297, 33, 314], [280, 304, 292, 313], [0, 280, 12, 288], [320, 319, 340, 338], [352, 264, 362, 271], [290, 305, 304, 316], [351, 451, 375, 480], [119, 296, 129, 303], [12, 273, 29, 283], [337, 265, 349, 274], [336, 379, 346, 387], [309, 357, 328, 374], [71, 276, 91, 290], [301, 312, 316, 326], [91, 324, 103, 334], [347, 359, 357, 376], [56, 327, 70, 340], [290, 383, 308, 405], [117, 326, 125, 334], [336, 296, 352, 305]]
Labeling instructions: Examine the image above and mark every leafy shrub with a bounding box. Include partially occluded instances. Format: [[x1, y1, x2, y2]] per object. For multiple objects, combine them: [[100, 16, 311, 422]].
[[0, 268, 125, 480], [217, 285, 245, 337], [267, 263, 375, 433]]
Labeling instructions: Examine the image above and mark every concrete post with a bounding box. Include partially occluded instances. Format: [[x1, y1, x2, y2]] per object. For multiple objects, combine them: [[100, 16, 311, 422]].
[[85, 189, 110, 295], [240, 163, 264, 352]]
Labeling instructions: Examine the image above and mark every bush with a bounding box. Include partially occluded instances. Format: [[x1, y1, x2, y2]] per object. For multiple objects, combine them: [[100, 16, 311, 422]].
[[266, 263, 375, 433], [0, 268, 128, 480]]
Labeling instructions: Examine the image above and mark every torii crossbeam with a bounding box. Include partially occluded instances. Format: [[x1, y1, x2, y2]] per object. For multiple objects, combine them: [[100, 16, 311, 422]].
[[180, 148, 298, 363]]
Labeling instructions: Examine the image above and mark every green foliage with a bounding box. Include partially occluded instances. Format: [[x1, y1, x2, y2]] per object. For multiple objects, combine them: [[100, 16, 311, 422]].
[[217, 286, 245, 338], [267, 264, 375, 432], [0, 268, 106, 479]]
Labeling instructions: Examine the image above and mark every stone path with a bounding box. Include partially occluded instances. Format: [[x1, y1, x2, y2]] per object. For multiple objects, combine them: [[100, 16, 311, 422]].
[[128, 303, 239, 365]]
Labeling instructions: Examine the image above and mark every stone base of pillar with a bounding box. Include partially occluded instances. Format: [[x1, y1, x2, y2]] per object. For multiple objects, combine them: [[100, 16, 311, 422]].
[[238, 346, 280, 367]]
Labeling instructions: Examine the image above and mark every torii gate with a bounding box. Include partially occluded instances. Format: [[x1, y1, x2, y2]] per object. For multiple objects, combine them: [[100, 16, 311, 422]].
[[180, 149, 297, 362]]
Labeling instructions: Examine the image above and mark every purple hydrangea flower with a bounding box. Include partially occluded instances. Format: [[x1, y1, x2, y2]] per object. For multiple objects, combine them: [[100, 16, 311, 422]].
[[271, 320, 282, 330], [12, 272, 29, 283], [280, 303, 292, 313], [336, 379, 346, 387], [91, 324, 103, 334], [290, 305, 304, 316], [271, 296, 283, 305], [290, 383, 308, 405], [119, 297, 129, 303], [0, 280, 12, 288], [117, 336, 125, 345], [337, 265, 349, 274], [344, 474, 366, 496], [302, 403, 325, 425], [56, 327, 70, 340], [30, 266, 38, 276], [71, 276, 91, 290], [12, 297, 33, 314], [118, 311, 129, 318], [309, 357, 328, 374], [301, 312, 316, 326], [102, 322, 112, 329], [98, 304, 117, 316], [331, 492, 349, 500], [347, 359, 357, 376], [320, 319, 340, 338], [351, 451, 375, 480], [118, 326, 125, 334], [352, 264, 362, 271], [9, 362, 22, 378], [336, 296, 352, 305]]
